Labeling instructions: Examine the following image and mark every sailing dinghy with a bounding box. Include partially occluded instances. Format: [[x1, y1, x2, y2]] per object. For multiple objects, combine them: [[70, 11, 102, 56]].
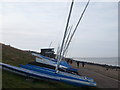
[[1, 62, 96, 86], [31, 52, 78, 74]]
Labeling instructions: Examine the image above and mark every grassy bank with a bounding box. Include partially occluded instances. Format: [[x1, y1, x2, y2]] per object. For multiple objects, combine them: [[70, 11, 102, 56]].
[[2, 43, 35, 66]]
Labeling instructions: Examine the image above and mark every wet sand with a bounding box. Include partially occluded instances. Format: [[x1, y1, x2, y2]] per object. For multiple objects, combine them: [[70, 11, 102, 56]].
[[69, 61, 120, 88]]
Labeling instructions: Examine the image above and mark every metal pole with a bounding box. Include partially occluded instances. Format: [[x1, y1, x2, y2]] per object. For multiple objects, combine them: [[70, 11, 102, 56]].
[[62, 0, 90, 58], [55, 0, 74, 72]]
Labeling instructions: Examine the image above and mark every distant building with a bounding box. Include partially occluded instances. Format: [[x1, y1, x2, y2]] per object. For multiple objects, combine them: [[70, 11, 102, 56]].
[[40, 48, 55, 58]]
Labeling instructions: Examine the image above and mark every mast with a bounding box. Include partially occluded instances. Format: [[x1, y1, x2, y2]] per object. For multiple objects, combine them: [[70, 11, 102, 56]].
[[62, 0, 90, 58], [55, 0, 74, 72], [55, 0, 90, 72]]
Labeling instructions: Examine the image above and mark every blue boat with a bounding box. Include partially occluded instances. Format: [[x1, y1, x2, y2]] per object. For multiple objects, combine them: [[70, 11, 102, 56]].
[[1, 62, 96, 87]]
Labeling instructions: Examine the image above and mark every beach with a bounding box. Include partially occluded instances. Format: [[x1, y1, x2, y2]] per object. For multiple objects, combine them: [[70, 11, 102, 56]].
[[68, 60, 120, 88]]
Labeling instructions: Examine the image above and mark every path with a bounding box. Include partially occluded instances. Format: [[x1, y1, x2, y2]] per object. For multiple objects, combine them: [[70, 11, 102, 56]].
[[78, 68, 120, 88]]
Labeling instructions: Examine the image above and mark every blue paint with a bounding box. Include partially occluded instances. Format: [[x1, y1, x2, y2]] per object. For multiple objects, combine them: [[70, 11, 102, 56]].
[[20, 64, 91, 82]]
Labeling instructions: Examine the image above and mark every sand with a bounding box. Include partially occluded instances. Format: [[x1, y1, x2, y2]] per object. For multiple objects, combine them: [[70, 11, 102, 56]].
[[68, 61, 120, 88]]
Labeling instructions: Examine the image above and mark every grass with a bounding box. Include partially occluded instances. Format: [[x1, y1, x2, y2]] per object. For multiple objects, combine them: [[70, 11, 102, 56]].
[[2, 43, 35, 66]]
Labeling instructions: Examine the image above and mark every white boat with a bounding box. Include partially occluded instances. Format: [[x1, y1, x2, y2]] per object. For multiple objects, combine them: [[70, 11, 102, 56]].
[[31, 53, 78, 74]]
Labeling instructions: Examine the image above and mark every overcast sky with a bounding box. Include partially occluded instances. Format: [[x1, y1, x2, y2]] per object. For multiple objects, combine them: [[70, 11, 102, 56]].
[[0, 0, 118, 57]]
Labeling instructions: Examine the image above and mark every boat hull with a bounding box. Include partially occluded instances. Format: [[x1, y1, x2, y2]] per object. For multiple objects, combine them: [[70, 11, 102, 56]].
[[1, 63, 96, 87]]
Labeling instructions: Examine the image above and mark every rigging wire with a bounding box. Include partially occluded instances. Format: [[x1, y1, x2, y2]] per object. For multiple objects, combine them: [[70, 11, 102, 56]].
[[49, 41, 53, 47], [63, 25, 73, 51], [56, 26, 72, 60]]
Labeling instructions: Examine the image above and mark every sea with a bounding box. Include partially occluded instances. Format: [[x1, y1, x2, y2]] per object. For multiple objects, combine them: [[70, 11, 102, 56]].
[[73, 57, 119, 67]]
